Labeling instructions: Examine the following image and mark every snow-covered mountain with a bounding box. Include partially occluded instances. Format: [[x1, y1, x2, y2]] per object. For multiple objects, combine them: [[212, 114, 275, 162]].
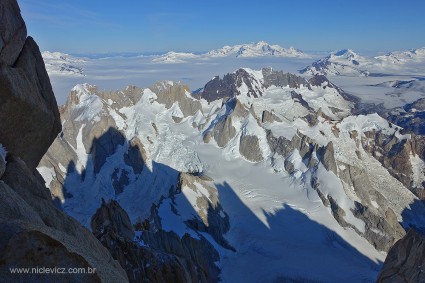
[[41, 51, 86, 76], [301, 47, 425, 77], [206, 41, 309, 58], [375, 79, 425, 91], [150, 41, 310, 64], [151, 51, 199, 63], [376, 47, 425, 64], [38, 67, 425, 282], [379, 79, 425, 135], [300, 49, 372, 76]]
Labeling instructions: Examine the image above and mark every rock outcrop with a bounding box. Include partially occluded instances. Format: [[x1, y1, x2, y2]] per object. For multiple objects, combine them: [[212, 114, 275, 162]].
[[239, 134, 263, 162], [0, 0, 26, 65], [203, 115, 236, 147], [262, 67, 309, 89], [0, 1, 61, 171], [198, 67, 311, 102], [376, 228, 425, 282], [266, 129, 408, 252], [150, 81, 202, 117], [177, 173, 234, 252], [361, 128, 425, 197], [91, 199, 220, 283], [0, 1, 128, 282]]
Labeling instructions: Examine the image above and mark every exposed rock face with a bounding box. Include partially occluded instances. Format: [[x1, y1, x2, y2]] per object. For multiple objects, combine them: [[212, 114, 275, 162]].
[[261, 110, 282, 123], [1, 227, 101, 283], [0, 158, 128, 282], [92, 199, 135, 242], [317, 142, 337, 174], [266, 128, 409, 252], [177, 173, 234, 252], [352, 201, 405, 252], [140, 230, 220, 283], [377, 228, 425, 282], [199, 70, 252, 102], [239, 134, 263, 162], [198, 67, 311, 102], [150, 81, 202, 117], [0, 1, 128, 282], [91, 199, 220, 283], [262, 67, 309, 89], [204, 115, 236, 147], [0, 22, 61, 170], [361, 128, 425, 197], [385, 97, 425, 135], [0, 0, 26, 65]]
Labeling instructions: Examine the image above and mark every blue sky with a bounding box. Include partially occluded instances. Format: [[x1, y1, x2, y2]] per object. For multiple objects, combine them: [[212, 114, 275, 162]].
[[18, 0, 425, 54]]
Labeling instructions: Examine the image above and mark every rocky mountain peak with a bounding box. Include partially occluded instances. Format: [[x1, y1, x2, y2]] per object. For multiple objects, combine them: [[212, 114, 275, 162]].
[[199, 67, 312, 102]]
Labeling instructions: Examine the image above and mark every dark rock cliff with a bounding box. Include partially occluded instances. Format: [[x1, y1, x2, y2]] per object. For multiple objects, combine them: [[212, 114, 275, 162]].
[[0, 1, 61, 171], [0, 1, 128, 282], [91, 198, 220, 283], [376, 228, 425, 282]]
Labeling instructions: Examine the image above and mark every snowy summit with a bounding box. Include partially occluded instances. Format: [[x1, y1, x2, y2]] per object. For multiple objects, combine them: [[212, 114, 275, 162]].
[[206, 41, 310, 58]]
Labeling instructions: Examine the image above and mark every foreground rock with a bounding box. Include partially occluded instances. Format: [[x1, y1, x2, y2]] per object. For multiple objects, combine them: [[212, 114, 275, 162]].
[[0, 1, 128, 282], [0, 0, 61, 171], [91, 199, 220, 283], [376, 228, 425, 282]]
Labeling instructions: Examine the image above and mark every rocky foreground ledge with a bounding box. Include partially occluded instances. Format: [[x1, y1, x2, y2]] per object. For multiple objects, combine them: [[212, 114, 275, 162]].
[[377, 228, 425, 282], [0, 1, 128, 282]]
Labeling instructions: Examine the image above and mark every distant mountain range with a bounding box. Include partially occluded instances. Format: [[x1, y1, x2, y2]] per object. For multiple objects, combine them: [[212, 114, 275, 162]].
[[41, 44, 425, 77], [377, 47, 425, 64], [150, 41, 310, 63], [205, 41, 309, 58], [301, 47, 425, 76]]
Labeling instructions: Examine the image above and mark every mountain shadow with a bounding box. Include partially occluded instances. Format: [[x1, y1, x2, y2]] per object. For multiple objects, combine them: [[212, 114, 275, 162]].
[[57, 127, 221, 282], [401, 198, 425, 232], [53, 126, 383, 282], [213, 182, 382, 283]]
